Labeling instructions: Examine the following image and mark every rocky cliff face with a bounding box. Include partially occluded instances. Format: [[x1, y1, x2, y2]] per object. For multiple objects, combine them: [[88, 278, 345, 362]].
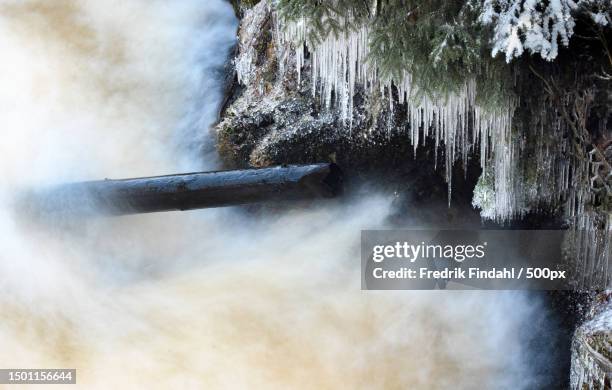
[[219, 2, 419, 170]]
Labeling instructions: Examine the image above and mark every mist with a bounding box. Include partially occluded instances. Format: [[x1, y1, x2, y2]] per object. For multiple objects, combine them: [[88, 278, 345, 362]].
[[0, 1, 556, 388]]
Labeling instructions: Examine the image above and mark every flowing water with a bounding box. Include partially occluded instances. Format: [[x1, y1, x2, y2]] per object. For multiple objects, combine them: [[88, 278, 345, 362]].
[[0, 1, 559, 388]]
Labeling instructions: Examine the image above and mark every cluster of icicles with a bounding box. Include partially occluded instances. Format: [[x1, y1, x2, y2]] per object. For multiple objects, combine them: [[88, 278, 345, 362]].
[[248, 0, 610, 285], [273, 5, 518, 221], [269, 2, 611, 286], [566, 149, 612, 289]]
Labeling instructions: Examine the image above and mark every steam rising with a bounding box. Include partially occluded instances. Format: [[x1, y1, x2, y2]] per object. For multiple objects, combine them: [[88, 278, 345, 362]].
[[0, 1, 553, 388]]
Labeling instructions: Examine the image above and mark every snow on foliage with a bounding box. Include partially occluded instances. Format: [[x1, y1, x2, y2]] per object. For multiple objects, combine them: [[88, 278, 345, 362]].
[[480, 0, 577, 62], [590, 11, 608, 25], [481, 0, 611, 62]]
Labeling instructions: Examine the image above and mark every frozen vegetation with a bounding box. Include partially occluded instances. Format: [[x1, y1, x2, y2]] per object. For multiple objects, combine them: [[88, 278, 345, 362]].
[[481, 0, 611, 61]]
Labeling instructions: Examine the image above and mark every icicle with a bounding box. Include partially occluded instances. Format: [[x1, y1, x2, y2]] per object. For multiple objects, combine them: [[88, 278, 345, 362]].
[[276, 1, 517, 219]]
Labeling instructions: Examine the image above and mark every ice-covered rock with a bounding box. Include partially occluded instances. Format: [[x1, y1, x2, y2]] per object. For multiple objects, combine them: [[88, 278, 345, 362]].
[[217, 2, 433, 174], [571, 292, 612, 389]]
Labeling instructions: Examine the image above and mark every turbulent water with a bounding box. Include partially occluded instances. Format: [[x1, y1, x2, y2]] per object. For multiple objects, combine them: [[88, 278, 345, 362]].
[[0, 1, 557, 388]]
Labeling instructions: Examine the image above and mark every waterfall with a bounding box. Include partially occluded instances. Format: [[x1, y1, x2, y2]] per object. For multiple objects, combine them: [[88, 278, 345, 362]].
[[0, 1, 556, 388]]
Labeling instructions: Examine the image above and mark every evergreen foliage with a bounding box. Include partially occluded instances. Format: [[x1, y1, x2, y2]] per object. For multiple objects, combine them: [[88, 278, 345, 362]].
[[276, 0, 610, 108], [277, 0, 513, 107]]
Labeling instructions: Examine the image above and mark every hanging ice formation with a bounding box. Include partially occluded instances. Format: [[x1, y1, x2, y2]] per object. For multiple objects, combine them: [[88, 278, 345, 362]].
[[272, 3, 518, 221], [233, 0, 610, 285], [566, 147, 612, 289]]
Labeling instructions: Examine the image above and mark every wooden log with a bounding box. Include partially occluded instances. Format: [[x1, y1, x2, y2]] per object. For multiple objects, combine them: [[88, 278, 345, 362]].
[[30, 163, 342, 216]]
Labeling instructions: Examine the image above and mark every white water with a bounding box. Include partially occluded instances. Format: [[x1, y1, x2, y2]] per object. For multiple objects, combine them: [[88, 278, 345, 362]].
[[0, 1, 554, 388]]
